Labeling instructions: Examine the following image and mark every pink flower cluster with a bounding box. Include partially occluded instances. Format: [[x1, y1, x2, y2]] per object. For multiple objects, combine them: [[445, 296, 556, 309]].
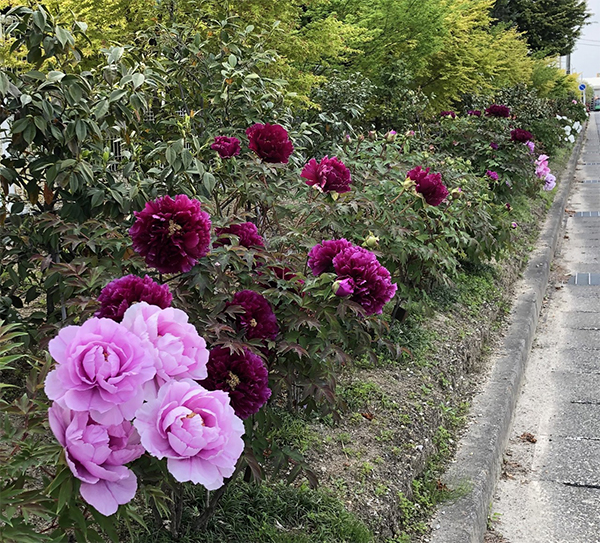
[[535, 154, 556, 191], [308, 239, 397, 315], [45, 302, 245, 516]]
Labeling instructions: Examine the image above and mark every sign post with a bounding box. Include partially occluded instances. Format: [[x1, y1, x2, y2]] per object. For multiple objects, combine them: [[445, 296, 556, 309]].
[[579, 83, 587, 105]]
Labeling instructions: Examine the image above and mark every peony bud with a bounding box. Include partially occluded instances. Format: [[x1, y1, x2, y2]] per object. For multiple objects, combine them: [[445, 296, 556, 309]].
[[385, 130, 397, 143], [363, 233, 380, 248], [333, 277, 355, 297]]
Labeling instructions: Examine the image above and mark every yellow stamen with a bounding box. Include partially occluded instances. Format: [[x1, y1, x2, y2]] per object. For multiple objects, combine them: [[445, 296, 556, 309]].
[[226, 371, 241, 390], [168, 220, 182, 236]]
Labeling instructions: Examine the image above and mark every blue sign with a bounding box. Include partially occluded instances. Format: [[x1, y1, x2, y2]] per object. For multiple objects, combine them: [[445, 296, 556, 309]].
[[579, 84, 587, 91]]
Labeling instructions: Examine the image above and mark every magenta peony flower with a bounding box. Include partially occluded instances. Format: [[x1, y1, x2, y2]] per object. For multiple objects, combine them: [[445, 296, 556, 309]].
[[332, 246, 397, 315], [45, 318, 156, 425], [130, 194, 211, 274], [467, 110, 482, 117], [308, 238, 353, 276], [486, 170, 499, 181], [407, 166, 449, 206], [485, 104, 511, 118], [490, 142, 499, 150], [228, 290, 279, 340], [48, 403, 144, 516], [511, 221, 518, 229], [133, 379, 244, 489], [211, 136, 241, 158], [301, 156, 352, 194], [200, 347, 271, 419], [95, 275, 172, 322], [510, 129, 533, 143], [121, 302, 209, 386], [440, 111, 456, 118], [214, 222, 264, 248], [543, 173, 557, 191], [246, 123, 294, 163]]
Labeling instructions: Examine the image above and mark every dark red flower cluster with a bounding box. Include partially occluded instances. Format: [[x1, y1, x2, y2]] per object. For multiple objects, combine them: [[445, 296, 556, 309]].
[[130, 194, 211, 274], [301, 156, 352, 193], [467, 110, 482, 117], [485, 104, 511, 118], [440, 111, 456, 118], [95, 275, 172, 322], [308, 238, 353, 276], [214, 222, 264, 248], [510, 129, 533, 143], [308, 241, 397, 316], [246, 123, 294, 163], [228, 290, 279, 340], [211, 136, 241, 158], [407, 166, 449, 206], [332, 246, 397, 315], [200, 347, 271, 420]]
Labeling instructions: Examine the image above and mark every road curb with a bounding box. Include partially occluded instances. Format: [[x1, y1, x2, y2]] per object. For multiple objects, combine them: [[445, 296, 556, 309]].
[[429, 125, 587, 543]]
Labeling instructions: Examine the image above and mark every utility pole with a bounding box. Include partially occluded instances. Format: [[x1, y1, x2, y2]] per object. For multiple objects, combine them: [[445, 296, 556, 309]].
[[566, 53, 571, 75]]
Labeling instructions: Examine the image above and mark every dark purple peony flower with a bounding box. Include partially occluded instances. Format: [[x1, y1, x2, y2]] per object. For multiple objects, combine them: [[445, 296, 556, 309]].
[[467, 110, 482, 117], [200, 346, 271, 419], [228, 290, 279, 340], [332, 246, 397, 315], [510, 129, 533, 143], [211, 136, 241, 158], [130, 194, 211, 274], [308, 238, 353, 276], [407, 166, 449, 206], [440, 111, 456, 118], [490, 142, 499, 150], [486, 170, 499, 181], [214, 222, 264, 248], [485, 104, 511, 118], [246, 123, 294, 163], [301, 156, 352, 193], [95, 275, 172, 322]]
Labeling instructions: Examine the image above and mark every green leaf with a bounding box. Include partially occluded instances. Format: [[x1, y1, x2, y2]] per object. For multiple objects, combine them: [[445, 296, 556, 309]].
[[108, 89, 128, 103], [0, 72, 9, 94], [203, 172, 216, 194], [228, 54, 237, 67], [55, 26, 73, 48], [107, 47, 124, 65], [131, 73, 144, 90], [32, 10, 47, 30], [47, 71, 65, 83]]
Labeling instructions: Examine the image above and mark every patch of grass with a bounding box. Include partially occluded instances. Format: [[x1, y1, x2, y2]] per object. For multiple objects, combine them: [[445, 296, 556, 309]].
[[267, 409, 321, 454], [126, 482, 374, 543], [339, 380, 395, 412]]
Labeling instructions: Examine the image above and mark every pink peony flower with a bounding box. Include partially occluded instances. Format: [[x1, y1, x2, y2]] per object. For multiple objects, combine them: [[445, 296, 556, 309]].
[[407, 166, 449, 206], [200, 346, 271, 420], [332, 246, 397, 315], [95, 275, 172, 322], [543, 173, 556, 191], [130, 194, 211, 274], [133, 379, 244, 489], [228, 290, 279, 341], [214, 222, 264, 248], [526, 140, 535, 153], [48, 403, 144, 516], [333, 277, 355, 297], [45, 318, 156, 425], [535, 155, 551, 179], [301, 156, 352, 194], [246, 123, 294, 163], [211, 136, 241, 158], [510, 129, 533, 142], [485, 104, 511, 118], [121, 302, 209, 386], [308, 238, 353, 276], [486, 170, 499, 181]]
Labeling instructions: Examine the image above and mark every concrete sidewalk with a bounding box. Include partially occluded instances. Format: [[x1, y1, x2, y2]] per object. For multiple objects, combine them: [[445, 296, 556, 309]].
[[488, 115, 600, 542]]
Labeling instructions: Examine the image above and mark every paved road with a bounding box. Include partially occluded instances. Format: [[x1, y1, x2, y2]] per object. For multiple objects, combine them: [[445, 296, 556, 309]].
[[490, 114, 600, 542]]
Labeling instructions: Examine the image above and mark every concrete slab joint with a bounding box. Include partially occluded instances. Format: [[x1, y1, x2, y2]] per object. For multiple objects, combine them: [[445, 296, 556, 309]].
[[429, 120, 588, 543]]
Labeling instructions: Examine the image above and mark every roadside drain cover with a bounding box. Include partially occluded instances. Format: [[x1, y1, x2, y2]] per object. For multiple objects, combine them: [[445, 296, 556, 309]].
[[575, 211, 600, 217], [568, 273, 600, 285]]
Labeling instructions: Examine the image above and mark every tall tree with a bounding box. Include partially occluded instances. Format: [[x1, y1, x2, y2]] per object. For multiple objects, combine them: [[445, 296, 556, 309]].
[[492, 0, 590, 56]]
